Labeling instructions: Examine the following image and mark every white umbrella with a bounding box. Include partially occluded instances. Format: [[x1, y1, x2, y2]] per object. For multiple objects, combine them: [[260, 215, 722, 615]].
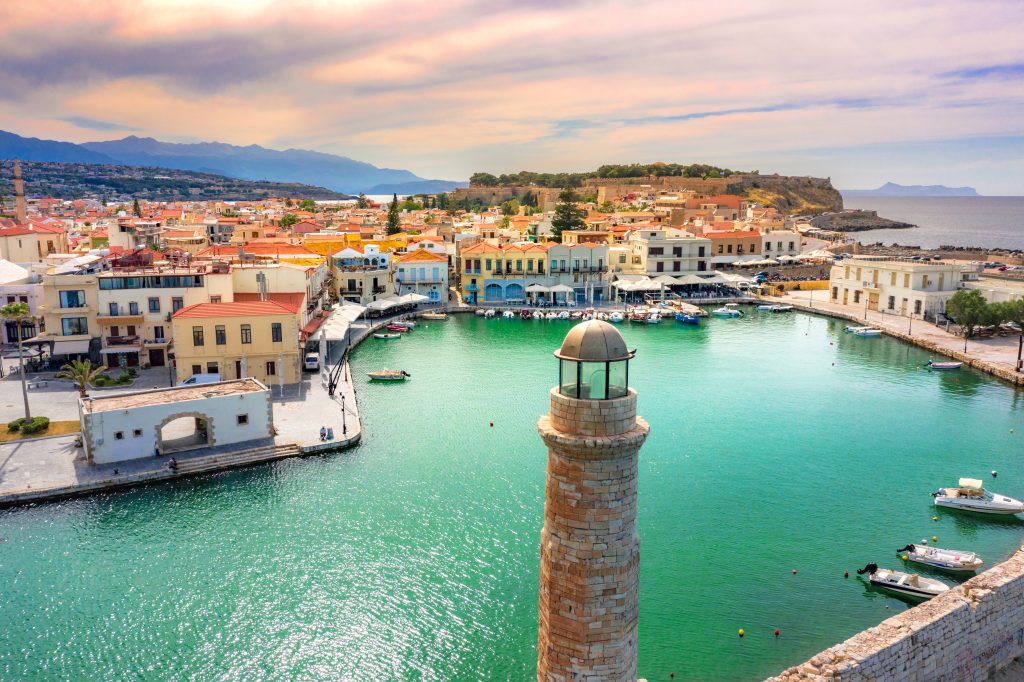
[[549, 284, 574, 293], [525, 284, 549, 293], [652, 275, 679, 285]]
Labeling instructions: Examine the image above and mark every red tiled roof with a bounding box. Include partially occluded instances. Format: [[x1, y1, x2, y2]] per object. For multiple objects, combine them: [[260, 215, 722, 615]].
[[172, 300, 297, 319], [705, 230, 760, 239], [301, 316, 326, 336]]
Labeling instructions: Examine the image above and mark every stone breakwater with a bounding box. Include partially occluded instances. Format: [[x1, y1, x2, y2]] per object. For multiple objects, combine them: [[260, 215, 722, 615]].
[[767, 546, 1024, 681]]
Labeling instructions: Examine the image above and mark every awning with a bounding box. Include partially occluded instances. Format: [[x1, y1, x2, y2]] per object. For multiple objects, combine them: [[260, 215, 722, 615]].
[[100, 346, 142, 354], [51, 339, 92, 355], [396, 293, 430, 305], [301, 317, 326, 336], [525, 284, 549, 293], [366, 298, 399, 311], [549, 284, 574, 293]]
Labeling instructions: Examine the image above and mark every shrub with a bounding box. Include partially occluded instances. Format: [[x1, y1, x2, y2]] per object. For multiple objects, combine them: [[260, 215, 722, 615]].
[[117, 371, 133, 383], [8, 417, 27, 432], [20, 417, 50, 435]]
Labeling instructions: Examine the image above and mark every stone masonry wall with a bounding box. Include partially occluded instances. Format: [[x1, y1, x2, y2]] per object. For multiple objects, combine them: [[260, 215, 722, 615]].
[[537, 387, 649, 681], [768, 546, 1024, 681]]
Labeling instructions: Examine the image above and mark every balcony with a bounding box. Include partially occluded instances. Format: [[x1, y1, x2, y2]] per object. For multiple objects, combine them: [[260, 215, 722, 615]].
[[105, 335, 140, 347], [397, 277, 444, 285], [97, 311, 145, 324]]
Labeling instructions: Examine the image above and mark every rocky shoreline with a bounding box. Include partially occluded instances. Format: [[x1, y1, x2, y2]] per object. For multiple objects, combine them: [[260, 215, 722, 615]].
[[810, 209, 914, 232]]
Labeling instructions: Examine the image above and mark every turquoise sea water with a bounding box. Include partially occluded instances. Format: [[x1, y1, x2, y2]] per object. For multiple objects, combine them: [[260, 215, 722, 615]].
[[2, 311, 1023, 681]]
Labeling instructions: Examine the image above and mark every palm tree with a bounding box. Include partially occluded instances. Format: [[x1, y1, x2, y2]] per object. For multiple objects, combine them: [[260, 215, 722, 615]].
[[55, 359, 105, 398], [0, 302, 34, 419]]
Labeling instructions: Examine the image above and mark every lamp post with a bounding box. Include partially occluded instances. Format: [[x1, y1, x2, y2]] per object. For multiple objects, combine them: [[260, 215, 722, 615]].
[[341, 392, 347, 435], [908, 311, 914, 335], [863, 292, 868, 320]]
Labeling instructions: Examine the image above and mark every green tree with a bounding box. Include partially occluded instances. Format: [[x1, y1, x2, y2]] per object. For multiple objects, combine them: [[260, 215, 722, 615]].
[[598, 200, 615, 213], [500, 198, 520, 216], [401, 198, 422, 211], [387, 193, 401, 234], [550, 189, 586, 243], [280, 213, 299, 229], [55, 359, 106, 398], [945, 290, 990, 340], [132, 198, 142, 217], [298, 199, 317, 212], [0, 303, 34, 419], [356, 193, 369, 209], [470, 172, 499, 186], [285, 198, 294, 207]]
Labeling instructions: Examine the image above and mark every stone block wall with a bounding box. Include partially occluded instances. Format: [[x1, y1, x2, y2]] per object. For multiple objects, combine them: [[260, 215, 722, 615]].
[[768, 546, 1024, 681]]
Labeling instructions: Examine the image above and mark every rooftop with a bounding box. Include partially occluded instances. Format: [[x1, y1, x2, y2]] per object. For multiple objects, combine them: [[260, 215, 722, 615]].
[[82, 378, 267, 413]]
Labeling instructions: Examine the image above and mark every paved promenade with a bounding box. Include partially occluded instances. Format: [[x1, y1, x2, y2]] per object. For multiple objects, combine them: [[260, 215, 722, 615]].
[[768, 290, 1024, 386]]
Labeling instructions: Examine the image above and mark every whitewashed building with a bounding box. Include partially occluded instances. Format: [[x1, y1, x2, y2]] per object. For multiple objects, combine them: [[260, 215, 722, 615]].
[[829, 256, 965, 318]]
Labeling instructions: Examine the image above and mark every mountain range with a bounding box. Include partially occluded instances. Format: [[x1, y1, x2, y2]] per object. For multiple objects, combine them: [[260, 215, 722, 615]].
[[841, 182, 980, 197], [0, 130, 465, 195]]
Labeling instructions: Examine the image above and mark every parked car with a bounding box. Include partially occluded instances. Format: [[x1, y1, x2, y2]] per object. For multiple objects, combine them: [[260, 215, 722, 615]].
[[178, 373, 222, 386], [303, 353, 320, 372]]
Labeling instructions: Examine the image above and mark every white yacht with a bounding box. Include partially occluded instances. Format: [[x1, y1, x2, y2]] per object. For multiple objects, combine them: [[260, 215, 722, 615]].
[[933, 478, 1024, 515], [711, 303, 742, 318], [896, 543, 984, 573], [856, 563, 950, 601]]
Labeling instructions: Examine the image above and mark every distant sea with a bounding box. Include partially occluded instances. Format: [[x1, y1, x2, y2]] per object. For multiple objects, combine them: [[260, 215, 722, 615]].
[[841, 196, 1024, 251]]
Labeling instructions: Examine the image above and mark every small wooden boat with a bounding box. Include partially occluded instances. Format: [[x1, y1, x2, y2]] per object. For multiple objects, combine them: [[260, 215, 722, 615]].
[[386, 324, 412, 332], [475, 308, 487, 316], [420, 312, 447, 320], [856, 563, 950, 601], [896, 543, 984, 573], [933, 478, 1024, 515], [570, 311, 583, 320], [373, 333, 402, 340], [557, 311, 570, 320], [520, 309, 532, 320], [853, 328, 882, 337], [646, 312, 661, 324], [367, 369, 410, 381], [926, 360, 963, 370], [395, 320, 416, 328]]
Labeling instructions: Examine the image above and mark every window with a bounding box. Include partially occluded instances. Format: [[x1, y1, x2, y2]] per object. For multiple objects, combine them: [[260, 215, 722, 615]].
[[237, 414, 249, 425], [61, 317, 88, 335], [109, 302, 120, 316], [903, 274, 910, 288], [215, 325, 226, 345], [527, 260, 533, 272], [698, 246, 706, 257], [265, 361, 276, 376], [153, 325, 165, 341], [788, 242, 795, 250], [192, 326, 204, 346], [672, 261, 680, 272], [59, 290, 85, 308], [655, 261, 664, 272], [765, 242, 771, 251], [241, 324, 252, 344], [672, 247, 682, 257], [890, 272, 897, 286], [133, 428, 143, 438], [210, 296, 221, 304], [206, 362, 218, 374], [115, 431, 124, 440], [737, 245, 744, 255], [717, 244, 723, 254], [127, 325, 136, 336], [271, 323, 282, 342], [485, 259, 492, 271], [853, 291, 861, 304], [914, 300, 922, 315], [172, 297, 184, 312], [129, 302, 139, 315], [888, 296, 896, 310], [148, 297, 160, 312], [516, 260, 522, 271], [191, 364, 201, 375], [648, 247, 663, 256], [110, 326, 119, 337], [832, 287, 839, 300], [727, 244, 733, 254]]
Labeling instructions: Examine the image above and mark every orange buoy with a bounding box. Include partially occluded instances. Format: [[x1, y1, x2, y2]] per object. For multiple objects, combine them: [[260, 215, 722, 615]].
[[844, 570, 849, 578], [774, 629, 780, 637]]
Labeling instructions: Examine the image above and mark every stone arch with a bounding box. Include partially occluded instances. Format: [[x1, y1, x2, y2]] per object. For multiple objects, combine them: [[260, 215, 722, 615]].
[[156, 411, 216, 454]]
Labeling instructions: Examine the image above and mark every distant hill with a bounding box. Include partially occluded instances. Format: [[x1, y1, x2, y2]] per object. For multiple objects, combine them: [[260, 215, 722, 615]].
[[364, 179, 469, 195], [0, 129, 464, 194], [842, 182, 980, 197], [0, 159, 353, 201]]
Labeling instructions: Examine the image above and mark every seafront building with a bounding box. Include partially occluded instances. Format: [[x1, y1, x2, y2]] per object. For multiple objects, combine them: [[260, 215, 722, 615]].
[[828, 255, 965, 318]]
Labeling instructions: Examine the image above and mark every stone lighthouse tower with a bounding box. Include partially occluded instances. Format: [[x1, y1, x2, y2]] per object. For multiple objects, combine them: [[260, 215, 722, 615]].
[[536, 320, 649, 681]]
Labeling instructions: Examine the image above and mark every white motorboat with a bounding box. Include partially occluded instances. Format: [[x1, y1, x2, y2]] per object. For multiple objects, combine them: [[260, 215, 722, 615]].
[[844, 325, 872, 333], [475, 308, 487, 316], [394, 319, 416, 328], [933, 478, 1024, 515], [771, 304, 794, 312], [373, 333, 402, 340], [756, 304, 776, 311], [856, 563, 950, 601], [484, 309, 497, 318], [502, 310, 516, 319], [926, 360, 963, 370], [545, 312, 558, 320], [570, 311, 583, 320], [646, 312, 661, 324], [367, 369, 410, 381], [557, 311, 571, 320], [420, 312, 447, 320], [532, 310, 544, 320], [853, 328, 882, 337], [712, 303, 742, 318], [608, 312, 625, 323], [896, 543, 984, 573]]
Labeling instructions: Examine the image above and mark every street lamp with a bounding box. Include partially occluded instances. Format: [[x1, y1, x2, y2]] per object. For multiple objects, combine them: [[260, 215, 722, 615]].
[[341, 392, 347, 435], [908, 311, 914, 335]]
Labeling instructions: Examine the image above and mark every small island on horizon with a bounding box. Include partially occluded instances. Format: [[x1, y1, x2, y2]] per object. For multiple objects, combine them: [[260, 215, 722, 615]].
[[842, 181, 980, 198]]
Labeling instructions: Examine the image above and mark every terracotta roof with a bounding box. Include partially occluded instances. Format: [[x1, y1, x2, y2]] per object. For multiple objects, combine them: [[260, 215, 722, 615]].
[[172, 300, 297, 319], [301, 316, 326, 336], [705, 230, 760, 239], [397, 249, 446, 263], [233, 291, 305, 312], [197, 244, 320, 257]]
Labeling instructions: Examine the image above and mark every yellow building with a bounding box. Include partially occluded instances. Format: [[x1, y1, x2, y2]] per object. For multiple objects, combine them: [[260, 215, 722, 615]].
[[171, 300, 301, 384], [33, 273, 100, 360]]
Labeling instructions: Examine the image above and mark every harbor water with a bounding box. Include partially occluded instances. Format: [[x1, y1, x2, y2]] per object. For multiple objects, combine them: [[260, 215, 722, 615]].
[[2, 311, 1023, 680]]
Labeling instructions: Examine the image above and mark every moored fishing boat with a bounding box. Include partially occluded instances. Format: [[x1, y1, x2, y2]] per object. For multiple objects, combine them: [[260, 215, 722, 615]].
[[570, 310, 583, 320], [367, 369, 411, 381], [856, 563, 950, 601], [484, 309, 497, 318], [933, 478, 1024, 515], [557, 311, 570, 320], [756, 304, 775, 311], [502, 310, 516, 319], [646, 312, 661, 324], [844, 325, 871, 332], [475, 308, 487, 316], [771, 304, 794, 312], [675, 312, 700, 324], [386, 324, 412, 332], [926, 360, 963, 370], [853, 328, 882, 337], [532, 310, 544, 320], [608, 311, 624, 323], [420, 311, 447, 320], [373, 333, 402, 340], [520, 309, 532, 320], [545, 312, 558, 320], [895, 543, 984, 573], [711, 303, 742, 318]]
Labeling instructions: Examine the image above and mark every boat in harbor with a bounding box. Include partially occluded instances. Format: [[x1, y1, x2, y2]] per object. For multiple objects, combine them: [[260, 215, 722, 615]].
[[395, 320, 416, 328], [475, 308, 486, 316], [520, 309, 532, 320], [756, 304, 775, 311], [608, 312, 625, 323], [646, 312, 661, 324], [373, 333, 402, 340], [557, 311, 571, 320], [386, 324, 412, 332], [502, 310, 516, 319], [420, 312, 448, 320], [853, 328, 882, 337], [933, 478, 1024, 515], [895, 543, 984, 573], [675, 312, 700, 324], [926, 360, 963, 370], [570, 310, 583, 320], [367, 369, 411, 381], [856, 563, 950, 601], [844, 325, 872, 332], [484, 309, 497, 318], [532, 310, 544, 320], [771, 304, 794, 312], [711, 303, 742, 318]]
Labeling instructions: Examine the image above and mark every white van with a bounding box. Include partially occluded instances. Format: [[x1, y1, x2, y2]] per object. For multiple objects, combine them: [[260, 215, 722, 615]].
[[178, 373, 222, 386], [303, 353, 320, 372]]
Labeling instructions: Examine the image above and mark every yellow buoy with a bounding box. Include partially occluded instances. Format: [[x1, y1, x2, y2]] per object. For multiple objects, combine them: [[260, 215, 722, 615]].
[[901, 555, 909, 561], [738, 628, 745, 638], [932, 536, 938, 542], [932, 516, 939, 521]]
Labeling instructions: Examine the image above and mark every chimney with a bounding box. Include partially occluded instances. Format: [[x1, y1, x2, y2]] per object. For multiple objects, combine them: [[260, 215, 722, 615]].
[[13, 160, 28, 224]]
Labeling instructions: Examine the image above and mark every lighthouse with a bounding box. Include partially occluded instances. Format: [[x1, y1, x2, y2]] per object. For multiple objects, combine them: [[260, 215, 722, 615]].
[[536, 320, 649, 681]]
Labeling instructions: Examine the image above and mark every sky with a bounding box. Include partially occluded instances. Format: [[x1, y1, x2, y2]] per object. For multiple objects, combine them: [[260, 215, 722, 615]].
[[0, 0, 1022, 194]]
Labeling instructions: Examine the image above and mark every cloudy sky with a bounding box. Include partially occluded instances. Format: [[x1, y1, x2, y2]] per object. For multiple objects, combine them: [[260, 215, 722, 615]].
[[1, 0, 1022, 193]]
